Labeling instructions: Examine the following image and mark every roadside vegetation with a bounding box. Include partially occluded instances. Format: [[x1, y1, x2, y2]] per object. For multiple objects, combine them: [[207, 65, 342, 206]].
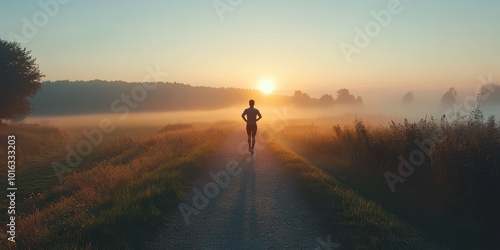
[[1, 122, 235, 249], [277, 116, 500, 248], [269, 142, 429, 249]]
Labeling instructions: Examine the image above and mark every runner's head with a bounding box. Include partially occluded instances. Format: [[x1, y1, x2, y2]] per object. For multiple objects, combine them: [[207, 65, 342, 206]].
[[249, 99, 255, 107]]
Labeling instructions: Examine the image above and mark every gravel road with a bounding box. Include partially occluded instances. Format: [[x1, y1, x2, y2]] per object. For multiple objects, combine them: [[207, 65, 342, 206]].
[[146, 126, 338, 249]]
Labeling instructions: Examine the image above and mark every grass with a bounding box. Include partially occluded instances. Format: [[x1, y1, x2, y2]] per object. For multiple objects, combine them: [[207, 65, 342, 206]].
[[0, 124, 68, 209], [157, 123, 193, 133], [1, 122, 235, 249], [278, 116, 500, 248], [0, 124, 161, 208], [268, 141, 430, 249], [0, 124, 67, 167]]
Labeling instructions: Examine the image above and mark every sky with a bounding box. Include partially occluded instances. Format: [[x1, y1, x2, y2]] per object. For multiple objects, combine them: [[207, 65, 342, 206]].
[[1, 0, 499, 98]]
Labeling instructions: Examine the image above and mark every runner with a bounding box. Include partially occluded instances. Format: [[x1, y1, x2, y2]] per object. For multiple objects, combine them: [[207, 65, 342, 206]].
[[241, 99, 262, 154]]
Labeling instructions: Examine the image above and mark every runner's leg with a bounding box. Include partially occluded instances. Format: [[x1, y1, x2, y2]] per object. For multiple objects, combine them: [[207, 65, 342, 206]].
[[246, 124, 251, 150], [251, 125, 257, 149]]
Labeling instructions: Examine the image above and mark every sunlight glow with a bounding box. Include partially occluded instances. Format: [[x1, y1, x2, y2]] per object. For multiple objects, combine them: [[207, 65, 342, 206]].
[[258, 79, 275, 95]]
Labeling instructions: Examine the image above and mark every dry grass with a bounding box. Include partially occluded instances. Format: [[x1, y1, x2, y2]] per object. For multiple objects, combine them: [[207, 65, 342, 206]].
[[279, 116, 500, 248], [269, 141, 428, 249], [3, 122, 233, 249], [157, 123, 193, 133], [0, 124, 67, 168]]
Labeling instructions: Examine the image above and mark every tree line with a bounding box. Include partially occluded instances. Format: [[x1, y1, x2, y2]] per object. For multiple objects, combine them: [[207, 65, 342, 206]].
[[0, 39, 364, 121], [28, 80, 363, 116]]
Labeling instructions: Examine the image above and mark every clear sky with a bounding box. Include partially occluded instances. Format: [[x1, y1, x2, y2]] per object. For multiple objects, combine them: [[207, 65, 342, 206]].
[[1, 0, 499, 97]]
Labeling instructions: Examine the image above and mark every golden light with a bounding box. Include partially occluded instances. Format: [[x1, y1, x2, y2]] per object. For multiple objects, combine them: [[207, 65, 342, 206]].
[[258, 79, 275, 95]]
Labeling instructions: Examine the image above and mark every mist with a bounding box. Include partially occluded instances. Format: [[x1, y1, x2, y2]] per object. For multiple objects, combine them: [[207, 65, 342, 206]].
[[23, 80, 500, 130]]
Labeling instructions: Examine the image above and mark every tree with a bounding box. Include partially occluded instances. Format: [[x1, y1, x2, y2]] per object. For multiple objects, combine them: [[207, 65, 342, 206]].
[[355, 96, 363, 104], [401, 91, 414, 104], [481, 83, 500, 105], [292, 90, 312, 106], [441, 87, 457, 108], [0, 39, 44, 121], [319, 94, 334, 106], [335, 88, 362, 105]]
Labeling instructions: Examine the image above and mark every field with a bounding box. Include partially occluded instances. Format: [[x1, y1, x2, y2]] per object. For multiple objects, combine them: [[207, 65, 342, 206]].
[[268, 142, 428, 249], [0, 121, 236, 249], [276, 116, 500, 248], [1, 116, 499, 249]]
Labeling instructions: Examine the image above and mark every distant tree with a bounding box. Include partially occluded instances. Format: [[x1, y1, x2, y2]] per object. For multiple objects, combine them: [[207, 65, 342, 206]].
[[355, 96, 363, 104], [336, 89, 353, 103], [0, 39, 44, 122], [481, 83, 500, 105], [293, 90, 312, 106], [401, 91, 414, 104], [441, 87, 457, 108], [319, 94, 334, 106], [336, 88, 362, 105]]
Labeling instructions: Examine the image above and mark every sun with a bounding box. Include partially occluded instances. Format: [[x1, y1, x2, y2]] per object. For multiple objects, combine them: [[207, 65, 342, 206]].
[[258, 79, 275, 95]]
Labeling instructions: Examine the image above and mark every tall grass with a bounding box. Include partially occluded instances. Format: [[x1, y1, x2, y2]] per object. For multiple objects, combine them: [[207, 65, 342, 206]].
[[280, 117, 500, 248], [0, 124, 67, 167], [4, 123, 232, 249], [0, 124, 68, 215], [269, 142, 429, 249]]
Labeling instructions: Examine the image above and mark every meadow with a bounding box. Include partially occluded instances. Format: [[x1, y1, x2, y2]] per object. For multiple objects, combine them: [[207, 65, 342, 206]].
[[0, 121, 236, 249], [277, 116, 500, 248], [1, 114, 499, 249], [268, 141, 429, 249]]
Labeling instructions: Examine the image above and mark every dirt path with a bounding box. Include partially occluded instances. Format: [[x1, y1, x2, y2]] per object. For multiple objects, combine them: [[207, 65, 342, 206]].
[[146, 126, 338, 249]]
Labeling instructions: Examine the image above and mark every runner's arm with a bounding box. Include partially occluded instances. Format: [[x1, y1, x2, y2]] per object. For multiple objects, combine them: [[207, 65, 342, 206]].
[[256, 111, 262, 121], [241, 111, 247, 122]]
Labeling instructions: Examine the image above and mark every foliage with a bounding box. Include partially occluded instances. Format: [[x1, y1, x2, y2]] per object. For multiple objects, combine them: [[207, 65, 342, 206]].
[[336, 88, 362, 105], [0, 39, 44, 121], [270, 142, 428, 249], [281, 117, 500, 248], [30, 80, 364, 116], [441, 87, 458, 108], [401, 91, 414, 104]]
